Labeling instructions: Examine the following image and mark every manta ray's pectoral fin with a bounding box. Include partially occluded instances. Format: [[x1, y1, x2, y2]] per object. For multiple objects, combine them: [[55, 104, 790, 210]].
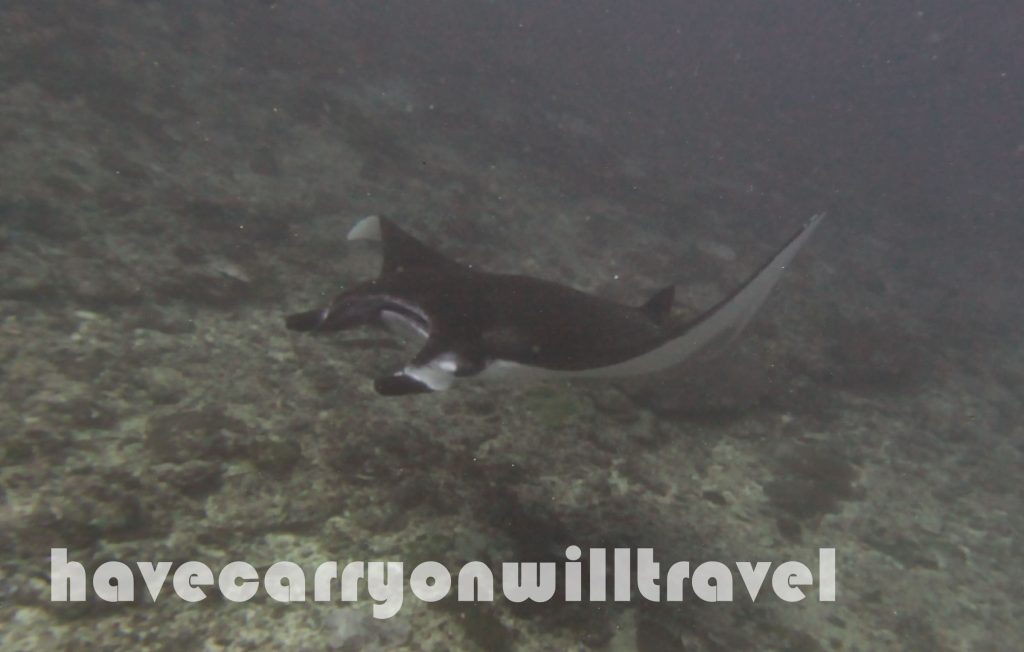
[[372, 337, 485, 396], [348, 215, 464, 275], [374, 372, 435, 396], [641, 285, 676, 325]]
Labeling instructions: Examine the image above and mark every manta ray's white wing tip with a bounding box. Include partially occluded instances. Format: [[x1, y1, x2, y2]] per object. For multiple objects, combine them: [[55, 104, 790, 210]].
[[348, 215, 382, 241]]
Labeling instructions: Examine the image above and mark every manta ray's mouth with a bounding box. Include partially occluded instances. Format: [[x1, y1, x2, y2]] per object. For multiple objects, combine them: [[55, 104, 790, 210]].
[[286, 295, 431, 336], [376, 298, 431, 340]]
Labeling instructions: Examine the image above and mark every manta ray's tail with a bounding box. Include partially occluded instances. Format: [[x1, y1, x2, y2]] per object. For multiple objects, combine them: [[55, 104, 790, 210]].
[[691, 212, 826, 343], [565, 212, 827, 379]]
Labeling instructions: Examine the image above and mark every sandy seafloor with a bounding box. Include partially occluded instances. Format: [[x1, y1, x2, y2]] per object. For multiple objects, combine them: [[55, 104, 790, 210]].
[[1, 3, 1022, 651]]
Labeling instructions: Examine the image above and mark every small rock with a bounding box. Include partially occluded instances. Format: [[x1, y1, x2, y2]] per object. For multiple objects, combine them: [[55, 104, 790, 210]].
[[145, 406, 248, 463], [248, 435, 303, 478], [155, 460, 224, 497], [142, 366, 188, 405], [701, 490, 728, 506], [66, 264, 144, 306], [61, 399, 119, 430], [593, 388, 638, 423], [324, 606, 411, 651]]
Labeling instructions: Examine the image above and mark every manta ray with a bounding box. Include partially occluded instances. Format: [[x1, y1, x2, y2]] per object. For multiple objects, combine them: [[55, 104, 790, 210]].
[[286, 214, 824, 396]]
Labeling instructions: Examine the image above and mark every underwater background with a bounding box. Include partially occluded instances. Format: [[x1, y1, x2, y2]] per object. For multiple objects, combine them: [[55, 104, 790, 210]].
[[1, 1, 1021, 650]]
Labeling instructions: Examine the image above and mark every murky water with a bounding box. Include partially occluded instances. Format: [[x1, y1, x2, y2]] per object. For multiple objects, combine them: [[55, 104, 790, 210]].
[[1, 2, 1020, 651]]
